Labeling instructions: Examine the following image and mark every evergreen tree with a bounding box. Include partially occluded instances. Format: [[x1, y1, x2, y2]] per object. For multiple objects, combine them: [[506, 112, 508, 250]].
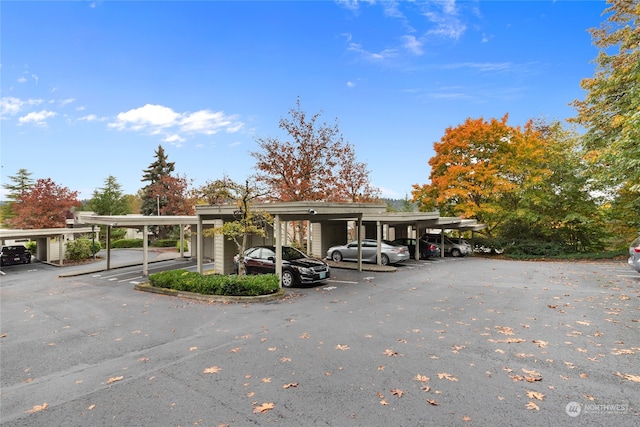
[[1, 168, 35, 225], [88, 175, 131, 215], [141, 145, 175, 216]]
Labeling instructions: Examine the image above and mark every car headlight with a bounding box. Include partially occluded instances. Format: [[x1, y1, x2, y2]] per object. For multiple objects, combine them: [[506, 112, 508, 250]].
[[295, 266, 313, 275]]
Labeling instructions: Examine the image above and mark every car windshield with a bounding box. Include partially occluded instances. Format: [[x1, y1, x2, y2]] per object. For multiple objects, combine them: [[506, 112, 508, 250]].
[[282, 247, 306, 261]]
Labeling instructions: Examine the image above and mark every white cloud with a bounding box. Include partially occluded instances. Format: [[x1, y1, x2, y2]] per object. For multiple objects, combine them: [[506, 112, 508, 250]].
[[109, 103, 244, 144], [402, 35, 424, 55], [346, 81, 356, 88], [348, 42, 397, 62], [17, 76, 27, 83], [79, 114, 98, 121], [0, 97, 45, 118], [18, 110, 56, 126]]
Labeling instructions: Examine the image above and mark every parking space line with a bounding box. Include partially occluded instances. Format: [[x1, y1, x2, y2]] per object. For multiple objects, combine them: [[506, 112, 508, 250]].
[[327, 279, 358, 284]]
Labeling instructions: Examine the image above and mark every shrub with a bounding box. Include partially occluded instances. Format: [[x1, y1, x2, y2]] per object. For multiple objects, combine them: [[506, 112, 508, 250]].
[[66, 238, 94, 260], [152, 239, 178, 248], [25, 241, 37, 253], [148, 270, 280, 296], [176, 240, 189, 252], [112, 239, 144, 248]]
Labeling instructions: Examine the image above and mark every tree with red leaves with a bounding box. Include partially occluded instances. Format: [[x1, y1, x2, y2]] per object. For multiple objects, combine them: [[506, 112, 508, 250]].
[[8, 178, 80, 229]]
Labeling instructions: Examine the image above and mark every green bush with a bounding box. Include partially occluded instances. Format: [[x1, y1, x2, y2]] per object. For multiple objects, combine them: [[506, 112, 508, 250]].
[[91, 240, 102, 254], [25, 241, 37, 253], [148, 270, 280, 296], [176, 240, 189, 252], [152, 239, 178, 248], [112, 239, 144, 248], [66, 238, 94, 260]]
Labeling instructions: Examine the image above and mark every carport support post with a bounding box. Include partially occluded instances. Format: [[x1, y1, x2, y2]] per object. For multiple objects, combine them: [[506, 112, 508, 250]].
[[357, 215, 363, 272], [275, 214, 283, 287], [414, 223, 420, 261], [143, 225, 149, 276], [376, 221, 382, 266], [179, 225, 185, 258], [106, 226, 111, 270], [197, 217, 203, 274], [58, 235, 64, 266]]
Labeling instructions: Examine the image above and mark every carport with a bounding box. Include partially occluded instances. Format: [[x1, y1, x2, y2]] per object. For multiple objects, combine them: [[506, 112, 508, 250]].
[[195, 201, 389, 278], [75, 213, 198, 276], [0, 227, 94, 266]]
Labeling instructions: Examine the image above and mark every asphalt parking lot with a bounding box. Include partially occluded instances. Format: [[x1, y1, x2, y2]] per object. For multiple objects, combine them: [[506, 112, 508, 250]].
[[1, 255, 639, 426]]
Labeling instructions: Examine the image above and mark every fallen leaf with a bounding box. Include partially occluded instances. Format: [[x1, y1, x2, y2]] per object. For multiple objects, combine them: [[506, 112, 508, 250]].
[[27, 403, 48, 413], [106, 376, 124, 384], [252, 402, 274, 414], [203, 366, 222, 374], [391, 388, 404, 398], [414, 374, 430, 382], [496, 326, 514, 335], [383, 349, 399, 357], [280, 357, 291, 362], [426, 399, 439, 406], [437, 373, 458, 382], [380, 399, 388, 405], [526, 401, 540, 410], [575, 320, 590, 326], [189, 346, 198, 351], [282, 383, 298, 389], [138, 357, 149, 362], [261, 378, 272, 383], [615, 372, 640, 382], [463, 416, 472, 421], [532, 340, 548, 348], [299, 333, 310, 339], [421, 386, 431, 392], [230, 347, 241, 353], [88, 404, 96, 410], [335, 344, 350, 351], [0, 333, 7, 338], [584, 394, 595, 401], [526, 390, 545, 400]]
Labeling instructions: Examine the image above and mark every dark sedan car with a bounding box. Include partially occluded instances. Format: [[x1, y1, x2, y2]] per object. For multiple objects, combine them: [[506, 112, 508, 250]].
[[243, 246, 330, 287], [1, 245, 32, 266], [391, 238, 440, 259]]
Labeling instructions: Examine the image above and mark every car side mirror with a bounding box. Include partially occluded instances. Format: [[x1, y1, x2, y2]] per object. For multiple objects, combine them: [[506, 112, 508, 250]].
[[267, 256, 276, 262]]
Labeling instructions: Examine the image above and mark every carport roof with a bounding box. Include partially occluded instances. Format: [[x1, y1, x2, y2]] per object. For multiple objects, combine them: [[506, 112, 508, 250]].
[[75, 212, 198, 228], [0, 227, 94, 240]]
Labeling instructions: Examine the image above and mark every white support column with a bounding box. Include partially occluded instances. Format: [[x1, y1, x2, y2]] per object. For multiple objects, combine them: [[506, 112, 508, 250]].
[[357, 215, 363, 272], [106, 226, 112, 270], [197, 217, 203, 274], [58, 235, 64, 266], [376, 221, 382, 265], [275, 214, 282, 287], [179, 224, 185, 258], [143, 225, 149, 276], [414, 223, 420, 260], [307, 220, 312, 256]]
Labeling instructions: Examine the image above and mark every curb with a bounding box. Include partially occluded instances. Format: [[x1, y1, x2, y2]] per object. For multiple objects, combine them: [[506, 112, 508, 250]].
[[134, 283, 287, 303]]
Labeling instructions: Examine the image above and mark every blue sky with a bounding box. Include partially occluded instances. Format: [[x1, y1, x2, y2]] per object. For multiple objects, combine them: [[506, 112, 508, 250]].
[[1, 0, 606, 201]]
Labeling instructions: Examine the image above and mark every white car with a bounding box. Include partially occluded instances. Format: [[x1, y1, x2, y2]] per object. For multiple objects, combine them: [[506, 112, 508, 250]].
[[629, 235, 640, 273], [326, 239, 410, 265]]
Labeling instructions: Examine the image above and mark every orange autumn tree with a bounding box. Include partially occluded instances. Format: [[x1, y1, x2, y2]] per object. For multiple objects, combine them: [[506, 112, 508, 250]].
[[8, 178, 81, 229], [412, 115, 550, 237]]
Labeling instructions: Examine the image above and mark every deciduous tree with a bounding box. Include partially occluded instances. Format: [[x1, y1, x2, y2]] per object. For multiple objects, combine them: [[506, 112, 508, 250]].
[[571, 0, 640, 195], [251, 98, 378, 202], [8, 178, 80, 229], [199, 178, 271, 275]]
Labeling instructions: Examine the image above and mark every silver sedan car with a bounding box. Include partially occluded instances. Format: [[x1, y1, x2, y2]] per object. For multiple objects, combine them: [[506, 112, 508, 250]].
[[326, 239, 410, 265], [629, 235, 640, 273]]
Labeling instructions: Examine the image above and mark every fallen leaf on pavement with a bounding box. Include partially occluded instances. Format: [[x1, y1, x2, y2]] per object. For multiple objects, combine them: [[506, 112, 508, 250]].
[[526, 390, 545, 400], [391, 389, 404, 398], [27, 403, 48, 413], [106, 376, 124, 384], [426, 399, 439, 406], [415, 374, 430, 382], [526, 401, 540, 410], [252, 402, 274, 414], [437, 373, 458, 382], [282, 383, 298, 389], [203, 366, 222, 374]]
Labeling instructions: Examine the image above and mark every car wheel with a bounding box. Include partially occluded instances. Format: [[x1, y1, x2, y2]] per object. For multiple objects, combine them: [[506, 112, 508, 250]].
[[380, 254, 389, 265], [331, 251, 343, 262], [281, 270, 295, 288], [451, 248, 461, 257]]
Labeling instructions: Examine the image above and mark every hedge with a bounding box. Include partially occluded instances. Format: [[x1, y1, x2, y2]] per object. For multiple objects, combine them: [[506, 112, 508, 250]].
[[148, 270, 280, 296]]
